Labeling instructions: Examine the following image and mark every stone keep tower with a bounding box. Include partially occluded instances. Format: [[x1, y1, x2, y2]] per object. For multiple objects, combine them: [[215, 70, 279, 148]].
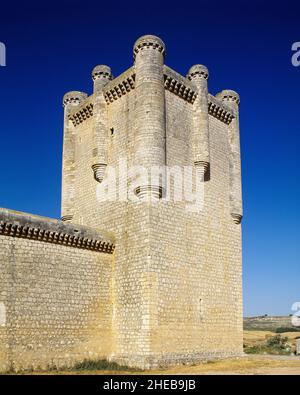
[[61, 35, 243, 368]]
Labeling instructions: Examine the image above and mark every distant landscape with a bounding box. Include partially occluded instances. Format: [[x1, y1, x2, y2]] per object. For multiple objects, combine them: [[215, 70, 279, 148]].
[[243, 316, 300, 356], [244, 315, 300, 332]]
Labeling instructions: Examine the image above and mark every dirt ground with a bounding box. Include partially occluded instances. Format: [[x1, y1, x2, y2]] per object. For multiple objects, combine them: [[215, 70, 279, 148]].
[[28, 355, 300, 375], [11, 331, 300, 375]]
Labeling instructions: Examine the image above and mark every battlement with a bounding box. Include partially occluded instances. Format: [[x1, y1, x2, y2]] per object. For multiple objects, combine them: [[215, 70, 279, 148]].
[[0, 208, 115, 253], [103, 67, 135, 104], [208, 94, 235, 124], [133, 35, 166, 60], [65, 66, 235, 128], [61, 34, 242, 220], [68, 96, 94, 127]]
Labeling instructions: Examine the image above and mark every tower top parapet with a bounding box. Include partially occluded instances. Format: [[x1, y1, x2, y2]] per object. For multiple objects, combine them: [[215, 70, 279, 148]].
[[216, 89, 240, 106], [133, 35, 166, 60], [92, 65, 113, 81], [63, 91, 87, 108], [187, 64, 209, 81]]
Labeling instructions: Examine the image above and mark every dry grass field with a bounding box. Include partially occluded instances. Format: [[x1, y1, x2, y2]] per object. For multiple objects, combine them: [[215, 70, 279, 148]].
[[244, 330, 300, 347]]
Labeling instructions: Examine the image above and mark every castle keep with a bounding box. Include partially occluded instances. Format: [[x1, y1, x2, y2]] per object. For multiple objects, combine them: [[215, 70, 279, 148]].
[[0, 35, 243, 371]]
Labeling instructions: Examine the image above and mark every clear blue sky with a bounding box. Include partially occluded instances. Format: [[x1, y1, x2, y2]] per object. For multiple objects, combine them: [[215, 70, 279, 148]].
[[0, 0, 299, 317]]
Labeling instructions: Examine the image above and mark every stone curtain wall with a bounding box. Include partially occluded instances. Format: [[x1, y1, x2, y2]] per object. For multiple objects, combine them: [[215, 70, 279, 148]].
[[0, 209, 114, 372]]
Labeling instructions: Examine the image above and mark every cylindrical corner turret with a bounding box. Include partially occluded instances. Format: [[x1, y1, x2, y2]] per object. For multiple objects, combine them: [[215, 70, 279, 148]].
[[91, 66, 112, 183], [216, 89, 242, 224], [133, 35, 166, 61], [63, 91, 87, 112], [187, 64, 209, 85], [92, 65, 112, 93], [61, 90, 87, 222], [187, 65, 210, 181], [216, 90, 240, 110], [133, 35, 166, 200]]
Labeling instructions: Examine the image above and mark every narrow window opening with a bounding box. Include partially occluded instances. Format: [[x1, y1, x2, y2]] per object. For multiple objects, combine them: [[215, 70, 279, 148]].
[[199, 298, 203, 320]]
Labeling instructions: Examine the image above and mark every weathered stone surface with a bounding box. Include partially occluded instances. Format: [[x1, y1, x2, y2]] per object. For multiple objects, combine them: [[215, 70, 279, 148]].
[[0, 210, 113, 372]]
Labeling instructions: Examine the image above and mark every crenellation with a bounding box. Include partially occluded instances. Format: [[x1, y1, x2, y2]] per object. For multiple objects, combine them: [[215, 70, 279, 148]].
[[216, 89, 240, 106], [63, 91, 88, 109], [187, 64, 209, 81], [92, 65, 113, 87], [133, 35, 166, 60], [103, 67, 135, 105], [68, 102, 94, 127], [208, 94, 235, 124], [0, 208, 115, 253]]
